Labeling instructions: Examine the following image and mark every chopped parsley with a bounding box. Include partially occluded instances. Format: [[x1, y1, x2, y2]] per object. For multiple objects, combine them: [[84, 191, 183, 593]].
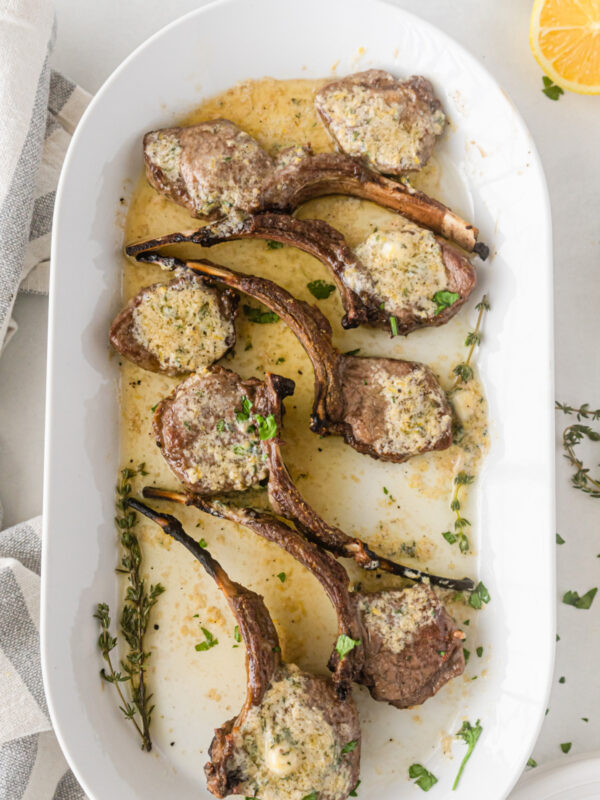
[[559, 676, 565, 683], [336, 634, 361, 659], [198, 538, 207, 548], [527, 757, 538, 768], [452, 719, 483, 790], [469, 581, 491, 609], [255, 413, 278, 440], [301, 793, 317, 800], [390, 315, 399, 337], [556, 533, 565, 544], [307, 279, 336, 300], [349, 780, 361, 797], [266, 240, 284, 250], [433, 290, 460, 316], [233, 625, 241, 643], [341, 740, 358, 754], [276, 572, 286, 583], [195, 626, 218, 652], [236, 395, 252, 423], [408, 763, 438, 792], [542, 76, 564, 101], [563, 587, 598, 609], [243, 304, 280, 324], [561, 742, 572, 754], [463, 647, 470, 664], [216, 419, 226, 433], [476, 646, 484, 658]]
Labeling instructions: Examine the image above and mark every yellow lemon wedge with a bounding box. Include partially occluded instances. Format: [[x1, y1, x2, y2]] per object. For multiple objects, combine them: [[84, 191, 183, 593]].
[[530, 0, 600, 94]]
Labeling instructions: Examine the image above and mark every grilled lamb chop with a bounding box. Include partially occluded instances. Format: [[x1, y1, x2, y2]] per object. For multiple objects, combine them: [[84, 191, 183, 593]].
[[150, 365, 473, 592], [141, 118, 487, 255], [315, 70, 447, 175], [140, 492, 465, 709], [140, 253, 453, 462], [129, 499, 361, 800], [126, 212, 475, 333], [109, 272, 238, 375]]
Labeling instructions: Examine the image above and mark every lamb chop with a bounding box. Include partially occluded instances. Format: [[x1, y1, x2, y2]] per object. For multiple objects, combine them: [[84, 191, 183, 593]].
[[141, 118, 488, 256], [140, 252, 453, 462], [139, 492, 466, 709], [151, 363, 473, 593], [126, 212, 475, 334], [109, 271, 238, 375], [315, 70, 447, 175], [128, 499, 361, 800]]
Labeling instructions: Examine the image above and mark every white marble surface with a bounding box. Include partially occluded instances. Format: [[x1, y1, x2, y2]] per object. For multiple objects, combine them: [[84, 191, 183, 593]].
[[0, 0, 599, 793]]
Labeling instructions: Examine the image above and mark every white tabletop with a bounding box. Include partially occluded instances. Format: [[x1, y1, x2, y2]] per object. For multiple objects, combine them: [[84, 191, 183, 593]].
[[1, 0, 599, 793]]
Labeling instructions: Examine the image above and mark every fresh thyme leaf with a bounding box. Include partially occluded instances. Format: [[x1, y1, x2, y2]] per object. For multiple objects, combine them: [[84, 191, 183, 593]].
[[255, 413, 278, 440], [307, 279, 336, 300], [390, 316, 398, 337], [556, 533, 565, 544], [195, 626, 219, 651], [433, 290, 459, 316], [277, 572, 286, 583], [452, 719, 483, 790], [527, 757, 538, 768], [336, 634, 361, 659], [443, 531, 457, 544], [266, 240, 284, 249], [542, 75, 564, 101], [408, 763, 438, 791], [243, 304, 280, 324], [341, 740, 358, 754], [555, 402, 600, 421], [349, 779, 361, 797], [555, 404, 600, 499], [455, 472, 475, 486], [561, 742, 572, 754], [453, 363, 474, 382], [562, 588, 598, 609], [234, 625, 241, 643]]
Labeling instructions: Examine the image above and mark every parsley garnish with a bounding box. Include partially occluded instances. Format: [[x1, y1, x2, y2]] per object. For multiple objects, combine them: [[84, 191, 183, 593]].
[[195, 627, 218, 652], [433, 290, 460, 316], [476, 646, 483, 658], [527, 757, 538, 768], [452, 719, 483, 790], [301, 793, 317, 800], [409, 763, 438, 792], [561, 742, 572, 754], [307, 279, 336, 299], [266, 240, 284, 250], [349, 780, 361, 797], [556, 533, 565, 544], [463, 647, 470, 663], [198, 538, 207, 548], [469, 581, 491, 609], [336, 634, 361, 659], [562, 588, 598, 609], [390, 316, 398, 337], [236, 395, 252, 423], [341, 740, 358, 755], [276, 572, 286, 583], [255, 413, 278, 440], [542, 76, 564, 101], [216, 419, 226, 433], [243, 304, 280, 324]]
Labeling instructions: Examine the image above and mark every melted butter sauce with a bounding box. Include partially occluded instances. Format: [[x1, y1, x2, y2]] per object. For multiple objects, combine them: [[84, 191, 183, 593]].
[[119, 78, 489, 787]]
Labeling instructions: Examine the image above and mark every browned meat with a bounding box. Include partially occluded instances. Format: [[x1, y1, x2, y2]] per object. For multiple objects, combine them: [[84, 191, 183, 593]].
[[128, 499, 361, 800], [109, 272, 238, 375], [140, 253, 452, 462], [140, 118, 487, 255], [149, 364, 472, 593], [139, 492, 465, 710], [315, 70, 447, 175], [153, 367, 288, 494], [126, 212, 476, 333]]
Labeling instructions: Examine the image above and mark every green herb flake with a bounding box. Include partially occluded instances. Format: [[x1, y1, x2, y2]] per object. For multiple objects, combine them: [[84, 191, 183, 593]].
[[443, 531, 458, 544], [390, 316, 398, 337], [349, 780, 361, 797], [307, 279, 336, 300], [341, 740, 358, 755], [255, 413, 278, 441], [559, 676, 566, 684], [336, 634, 361, 659], [344, 348, 361, 356], [433, 290, 460, 316], [562, 588, 598, 609], [476, 646, 484, 658], [542, 75, 564, 101], [561, 742, 572, 754], [266, 240, 284, 250], [463, 647, 470, 664], [527, 757, 538, 768], [582, 717, 589, 722], [198, 538, 207, 548], [195, 626, 218, 652], [408, 763, 438, 792], [216, 419, 226, 433], [276, 572, 286, 583], [243, 304, 280, 324], [452, 719, 483, 790], [469, 581, 491, 609], [556, 533, 565, 544], [234, 625, 241, 643]]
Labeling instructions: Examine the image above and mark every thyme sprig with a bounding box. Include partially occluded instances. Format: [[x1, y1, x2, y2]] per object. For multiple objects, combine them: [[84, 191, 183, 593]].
[[452, 296, 489, 390], [556, 402, 600, 499], [94, 464, 165, 751], [442, 472, 475, 553]]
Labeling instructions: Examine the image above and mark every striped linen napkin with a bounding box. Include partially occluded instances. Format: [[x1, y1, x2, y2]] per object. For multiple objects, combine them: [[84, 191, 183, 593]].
[[0, 1, 90, 797]]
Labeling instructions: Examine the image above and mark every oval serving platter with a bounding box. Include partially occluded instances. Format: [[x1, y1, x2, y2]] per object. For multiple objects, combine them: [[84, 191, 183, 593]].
[[42, 1, 555, 799]]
